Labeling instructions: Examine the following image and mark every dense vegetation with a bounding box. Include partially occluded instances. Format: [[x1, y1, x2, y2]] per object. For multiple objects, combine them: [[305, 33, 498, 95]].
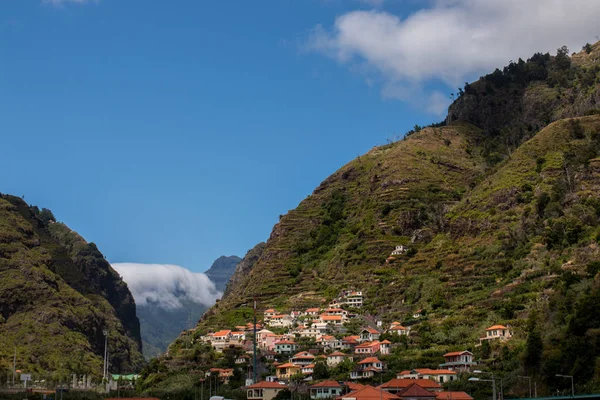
[[142, 42, 600, 398], [0, 195, 144, 385]]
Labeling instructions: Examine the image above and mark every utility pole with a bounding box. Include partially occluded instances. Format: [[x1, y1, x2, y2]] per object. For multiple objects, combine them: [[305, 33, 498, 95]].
[[12, 347, 16, 386], [103, 329, 108, 382], [253, 297, 257, 384]]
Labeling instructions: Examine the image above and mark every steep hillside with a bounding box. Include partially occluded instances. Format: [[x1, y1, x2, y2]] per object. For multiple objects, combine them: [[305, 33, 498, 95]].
[[205, 255, 242, 292], [0, 195, 144, 382], [157, 42, 600, 394]]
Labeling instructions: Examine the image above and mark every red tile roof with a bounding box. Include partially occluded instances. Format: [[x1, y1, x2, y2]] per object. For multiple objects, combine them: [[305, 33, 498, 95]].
[[276, 363, 300, 369], [328, 351, 348, 357], [358, 357, 381, 364], [486, 325, 508, 330], [247, 381, 287, 389], [399, 383, 437, 398], [322, 315, 344, 321], [380, 379, 441, 390], [363, 327, 380, 334], [389, 325, 408, 331], [342, 386, 399, 400], [398, 369, 456, 376], [443, 351, 472, 357], [292, 352, 316, 359], [435, 392, 473, 400], [345, 382, 366, 391], [213, 330, 232, 337]]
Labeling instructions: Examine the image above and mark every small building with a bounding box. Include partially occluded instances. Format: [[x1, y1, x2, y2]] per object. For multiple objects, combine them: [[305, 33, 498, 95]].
[[275, 340, 297, 355], [398, 383, 437, 400], [247, 381, 288, 400], [302, 364, 315, 376], [310, 380, 343, 399], [391, 246, 407, 256], [276, 363, 302, 380], [388, 323, 410, 336], [269, 315, 294, 328], [306, 308, 321, 317], [291, 352, 316, 366], [480, 325, 512, 343], [379, 340, 391, 355], [236, 354, 251, 364], [354, 341, 380, 355], [359, 328, 381, 343], [326, 351, 350, 367], [341, 336, 360, 350], [320, 314, 344, 326], [346, 292, 364, 308], [396, 369, 456, 384], [264, 309, 278, 321], [350, 357, 382, 379], [412, 310, 423, 319], [439, 351, 475, 372]]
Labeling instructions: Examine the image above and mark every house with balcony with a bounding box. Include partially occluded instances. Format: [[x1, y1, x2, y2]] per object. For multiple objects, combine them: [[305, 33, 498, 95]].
[[388, 322, 410, 336], [326, 351, 351, 367], [264, 309, 278, 321], [247, 381, 288, 400], [276, 363, 302, 380], [310, 381, 343, 399], [275, 339, 297, 355], [302, 364, 315, 376], [306, 308, 321, 317], [268, 314, 294, 328], [359, 328, 381, 343], [350, 357, 382, 379], [320, 314, 344, 326], [291, 351, 316, 366], [480, 325, 512, 343], [354, 341, 380, 355], [396, 369, 457, 384], [439, 351, 475, 372]]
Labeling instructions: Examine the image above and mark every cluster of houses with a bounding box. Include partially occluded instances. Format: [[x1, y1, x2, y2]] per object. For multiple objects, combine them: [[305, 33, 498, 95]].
[[247, 379, 475, 400], [197, 290, 513, 400]]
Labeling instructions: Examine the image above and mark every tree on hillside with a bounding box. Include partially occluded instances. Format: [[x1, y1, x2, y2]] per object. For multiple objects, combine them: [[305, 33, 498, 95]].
[[524, 311, 543, 374], [313, 362, 329, 380], [37, 207, 56, 224]]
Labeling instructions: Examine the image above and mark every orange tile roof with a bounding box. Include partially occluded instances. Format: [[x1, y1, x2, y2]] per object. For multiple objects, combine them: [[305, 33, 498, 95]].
[[358, 357, 381, 364], [380, 340, 391, 344], [328, 351, 348, 357], [264, 309, 276, 313], [276, 363, 300, 369], [275, 339, 296, 345], [312, 380, 342, 388], [486, 325, 508, 330], [398, 369, 456, 376], [443, 351, 472, 357], [321, 315, 343, 321], [342, 386, 399, 400], [380, 379, 441, 390], [292, 352, 316, 359], [399, 383, 437, 398], [435, 392, 473, 400], [306, 308, 320, 312], [389, 325, 408, 331], [247, 381, 287, 389], [356, 341, 379, 348], [363, 327, 380, 334], [345, 382, 366, 391], [231, 331, 244, 335], [213, 330, 232, 337]]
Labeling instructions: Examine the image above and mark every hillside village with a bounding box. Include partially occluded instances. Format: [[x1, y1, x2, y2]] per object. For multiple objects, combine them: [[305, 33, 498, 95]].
[[191, 290, 514, 400]]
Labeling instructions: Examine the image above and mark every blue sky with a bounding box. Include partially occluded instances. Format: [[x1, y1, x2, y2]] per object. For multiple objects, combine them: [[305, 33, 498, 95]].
[[2, 0, 599, 273]]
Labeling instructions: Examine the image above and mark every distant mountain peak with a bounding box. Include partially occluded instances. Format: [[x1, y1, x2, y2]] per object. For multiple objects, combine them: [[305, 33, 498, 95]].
[[205, 255, 242, 293]]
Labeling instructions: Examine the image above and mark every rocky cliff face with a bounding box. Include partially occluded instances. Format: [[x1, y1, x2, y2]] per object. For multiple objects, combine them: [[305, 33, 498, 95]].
[[205, 255, 242, 292], [223, 242, 266, 297], [0, 195, 144, 378]]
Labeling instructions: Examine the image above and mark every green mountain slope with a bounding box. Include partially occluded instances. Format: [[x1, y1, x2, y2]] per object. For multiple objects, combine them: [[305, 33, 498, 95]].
[[0, 195, 144, 382], [152, 42, 600, 394]]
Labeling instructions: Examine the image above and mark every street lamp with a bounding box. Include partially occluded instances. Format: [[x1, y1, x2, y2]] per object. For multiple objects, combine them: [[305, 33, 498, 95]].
[[556, 375, 574, 397], [472, 370, 496, 400], [469, 377, 496, 400], [102, 329, 109, 383], [517, 376, 532, 398]]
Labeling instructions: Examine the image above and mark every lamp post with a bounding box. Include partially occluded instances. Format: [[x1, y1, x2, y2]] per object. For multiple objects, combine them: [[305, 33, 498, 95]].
[[472, 370, 496, 400], [517, 376, 532, 398], [556, 374, 574, 397], [102, 329, 109, 383], [469, 377, 496, 400]]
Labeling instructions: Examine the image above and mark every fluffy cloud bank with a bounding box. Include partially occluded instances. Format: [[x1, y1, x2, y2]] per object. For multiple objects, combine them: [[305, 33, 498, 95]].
[[112, 263, 221, 310], [308, 0, 600, 113]]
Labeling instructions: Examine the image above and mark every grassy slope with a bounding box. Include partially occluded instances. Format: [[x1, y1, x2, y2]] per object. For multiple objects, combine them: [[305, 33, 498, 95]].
[[0, 195, 144, 381]]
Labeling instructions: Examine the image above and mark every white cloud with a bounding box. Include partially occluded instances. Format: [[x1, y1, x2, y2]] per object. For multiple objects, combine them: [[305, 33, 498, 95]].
[[111, 263, 221, 310], [307, 0, 600, 114]]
